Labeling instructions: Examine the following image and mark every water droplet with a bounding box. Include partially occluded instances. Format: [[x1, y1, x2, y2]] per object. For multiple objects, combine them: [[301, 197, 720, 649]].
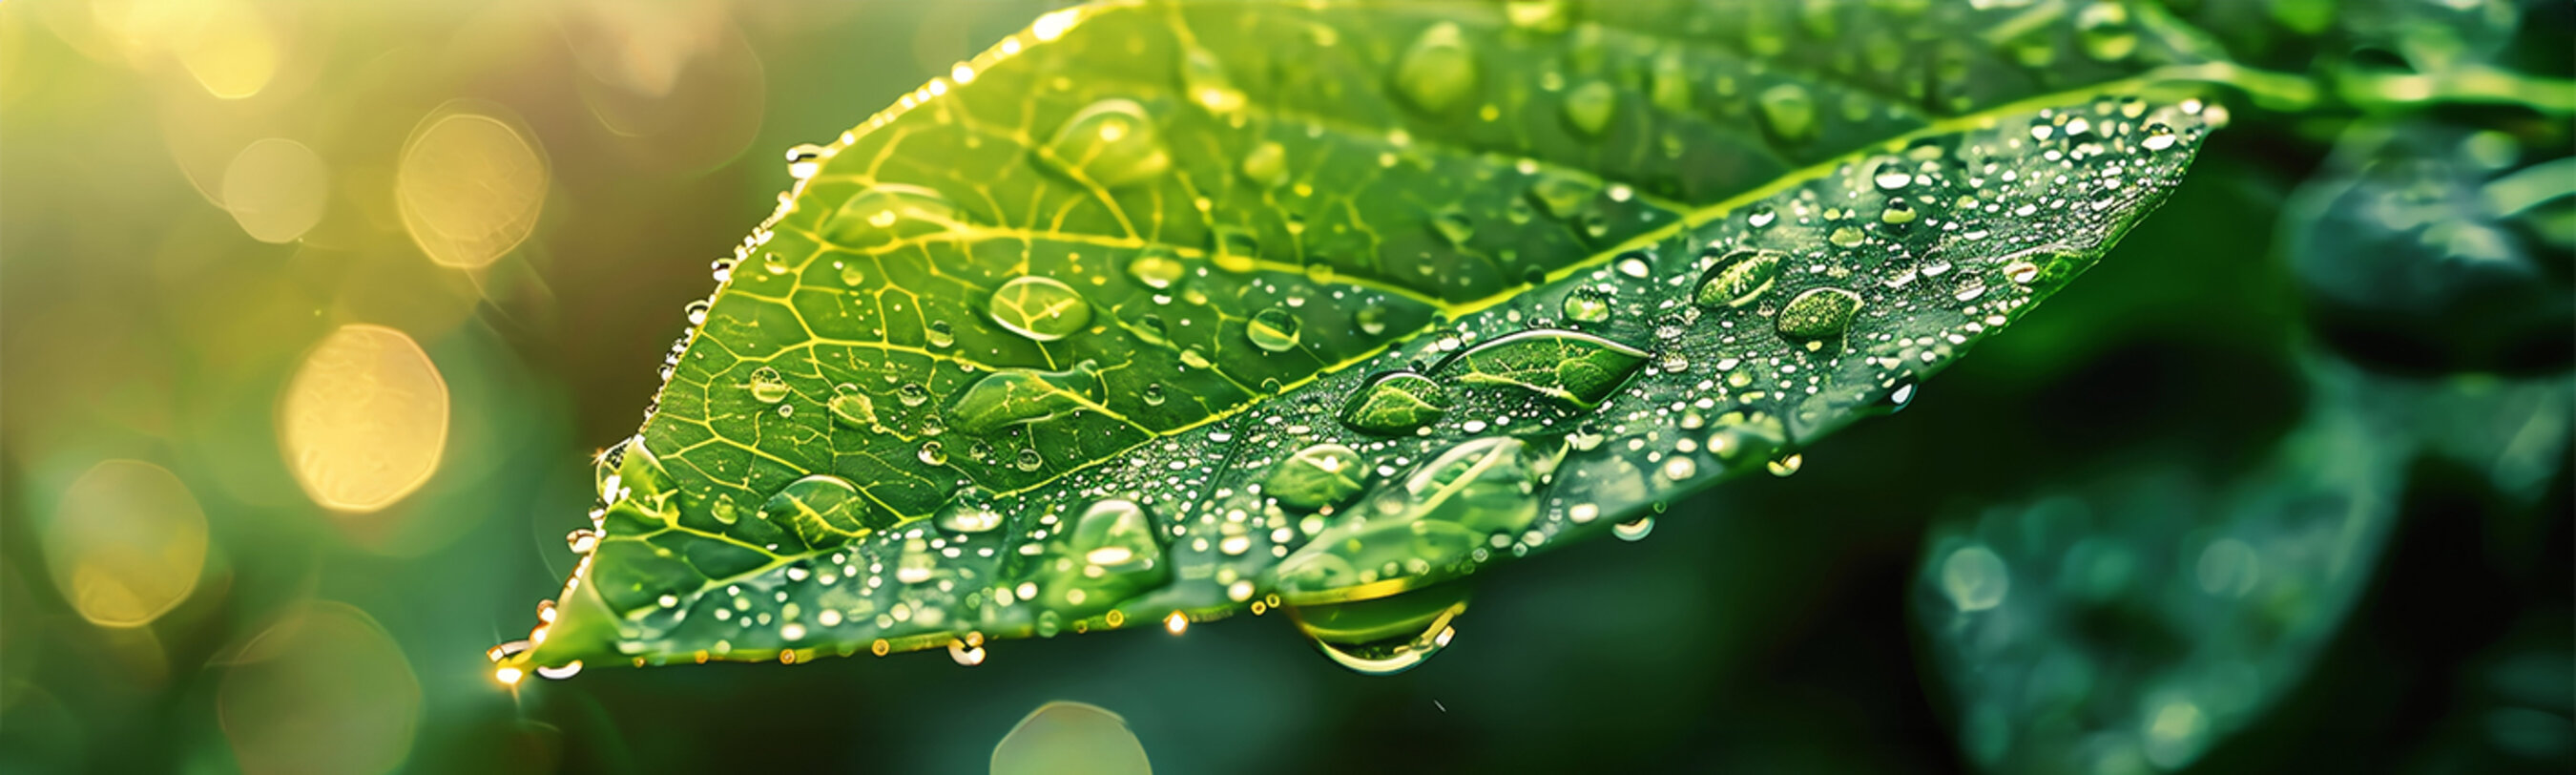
[[1267, 443, 1368, 510], [988, 276, 1093, 342], [1040, 99, 1171, 188], [1561, 287, 1611, 323], [828, 384, 879, 429], [1339, 371, 1452, 434], [2141, 122, 2178, 151], [897, 383, 930, 407], [1289, 584, 1468, 676], [1504, 0, 1571, 31], [1775, 287, 1862, 344], [2075, 2, 2137, 61], [1355, 305, 1390, 336], [934, 487, 1004, 534], [1828, 225, 1864, 247], [1767, 453, 1804, 477], [1014, 448, 1045, 471], [784, 143, 825, 179], [1247, 307, 1302, 352], [1240, 141, 1290, 188], [2005, 261, 2041, 284], [947, 637, 987, 666], [948, 362, 1102, 435], [761, 473, 887, 547], [1941, 543, 2009, 611], [1125, 250, 1186, 290], [1432, 210, 1475, 244], [1872, 161, 1913, 190], [1881, 198, 1918, 224], [1179, 48, 1245, 113], [1561, 79, 1616, 136], [822, 184, 962, 247], [565, 529, 599, 554], [919, 441, 949, 466], [1757, 83, 1818, 142], [1527, 175, 1599, 220], [748, 367, 791, 404], [1393, 22, 1478, 114], [838, 262, 865, 286], [1747, 204, 1778, 228], [1695, 248, 1784, 307], [1659, 456, 1696, 481], [684, 300, 710, 325], [1432, 328, 1650, 409], [1612, 515, 1654, 541]]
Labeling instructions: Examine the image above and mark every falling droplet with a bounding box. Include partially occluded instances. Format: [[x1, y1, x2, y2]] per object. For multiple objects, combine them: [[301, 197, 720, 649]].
[[988, 276, 1094, 342], [1040, 99, 1171, 188], [1393, 22, 1478, 114], [1561, 79, 1616, 136], [1290, 585, 1468, 676], [1767, 453, 1804, 477], [1612, 515, 1654, 541], [1247, 307, 1302, 352], [748, 367, 791, 404]]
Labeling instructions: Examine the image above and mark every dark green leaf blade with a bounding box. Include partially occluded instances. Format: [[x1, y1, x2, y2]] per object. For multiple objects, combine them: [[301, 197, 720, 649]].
[[504, 0, 2218, 673]]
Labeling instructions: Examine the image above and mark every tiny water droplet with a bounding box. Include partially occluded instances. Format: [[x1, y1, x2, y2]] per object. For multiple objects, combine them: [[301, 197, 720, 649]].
[[748, 367, 790, 404]]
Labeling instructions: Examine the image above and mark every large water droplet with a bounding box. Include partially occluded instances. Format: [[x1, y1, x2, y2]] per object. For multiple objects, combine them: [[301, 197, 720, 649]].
[[934, 487, 1004, 534], [1392, 22, 1478, 114], [1561, 79, 1616, 136], [948, 361, 1102, 435], [748, 367, 791, 404], [988, 276, 1093, 342], [761, 473, 887, 548], [1757, 83, 1818, 142], [1289, 584, 1468, 676], [828, 384, 880, 429], [1266, 443, 1368, 511], [1433, 328, 1650, 409], [1561, 286, 1611, 323], [1179, 48, 1244, 113], [1041, 99, 1172, 188], [822, 184, 963, 248], [1775, 287, 1863, 344], [1695, 248, 1784, 307], [1028, 498, 1169, 618], [1247, 307, 1302, 352], [1338, 371, 1451, 435]]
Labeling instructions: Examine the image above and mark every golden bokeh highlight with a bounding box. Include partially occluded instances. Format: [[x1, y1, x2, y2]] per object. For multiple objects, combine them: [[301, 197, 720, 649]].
[[102, 0, 282, 98], [218, 602, 422, 775], [221, 137, 329, 243], [279, 324, 449, 513], [41, 460, 210, 628], [396, 109, 547, 268]]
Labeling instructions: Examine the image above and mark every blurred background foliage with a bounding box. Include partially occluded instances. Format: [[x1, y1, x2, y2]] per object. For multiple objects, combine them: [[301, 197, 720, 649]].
[[0, 0, 2568, 773]]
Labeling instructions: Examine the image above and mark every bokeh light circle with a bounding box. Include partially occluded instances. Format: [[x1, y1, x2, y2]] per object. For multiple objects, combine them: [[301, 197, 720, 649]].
[[41, 459, 210, 628], [221, 137, 329, 243], [278, 324, 449, 513], [218, 601, 422, 775], [395, 107, 547, 268]]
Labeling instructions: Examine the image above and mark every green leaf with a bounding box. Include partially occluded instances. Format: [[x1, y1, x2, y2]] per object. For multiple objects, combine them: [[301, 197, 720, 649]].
[[501, 0, 2220, 674], [1913, 354, 2574, 772]]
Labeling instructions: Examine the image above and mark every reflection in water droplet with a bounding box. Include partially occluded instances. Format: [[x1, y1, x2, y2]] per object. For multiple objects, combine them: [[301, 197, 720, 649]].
[[1338, 371, 1451, 434], [1767, 453, 1804, 477], [1247, 307, 1302, 352], [1775, 287, 1863, 344], [1562, 286, 1611, 323], [828, 384, 879, 429], [1695, 248, 1783, 307], [1290, 585, 1469, 676], [1125, 250, 1186, 289], [1040, 99, 1171, 188], [747, 367, 790, 404], [987, 276, 1094, 342], [1266, 443, 1368, 510]]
